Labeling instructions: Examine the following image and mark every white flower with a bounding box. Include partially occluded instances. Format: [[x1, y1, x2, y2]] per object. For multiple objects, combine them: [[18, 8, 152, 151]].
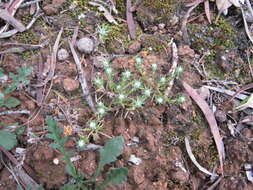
[[156, 97, 164, 104], [134, 98, 144, 108], [102, 60, 110, 67], [159, 77, 166, 83], [123, 70, 131, 78], [77, 139, 85, 148], [133, 81, 142, 89], [118, 94, 125, 100], [105, 67, 113, 75], [135, 57, 142, 64], [151, 63, 158, 70], [98, 107, 106, 115], [116, 85, 122, 90], [143, 89, 152, 97], [177, 96, 186, 103], [176, 66, 184, 74], [89, 120, 97, 130], [78, 13, 85, 20]]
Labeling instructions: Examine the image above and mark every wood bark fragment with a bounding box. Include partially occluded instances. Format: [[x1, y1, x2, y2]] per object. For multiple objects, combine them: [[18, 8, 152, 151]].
[[126, 0, 136, 39], [0, 9, 25, 32], [68, 41, 97, 113]]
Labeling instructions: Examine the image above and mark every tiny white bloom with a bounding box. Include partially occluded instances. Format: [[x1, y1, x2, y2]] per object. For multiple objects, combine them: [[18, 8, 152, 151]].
[[105, 67, 113, 75], [102, 60, 110, 67], [156, 97, 164, 104], [123, 70, 131, 78], [143, 89, 152, 97], [135, 57, 142, 64], [177, 96, 186, 103], [151, 63, 158, 70], [97, 102, 104, 107], [78, 13, 85, 20], [134, 98, 143, 107], [176, 66, 184, 74], [159, 77, 166, 83], [98, 107, 106, 115], [77, 139, 85, 148], [134, 81, 142, 88], [89, 121, 97, 130], [116, 85, 122, 90], [118, 94, 125, 100]]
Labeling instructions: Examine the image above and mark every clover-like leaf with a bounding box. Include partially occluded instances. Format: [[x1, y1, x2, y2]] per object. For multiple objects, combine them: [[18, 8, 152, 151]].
[[0, 130, 17, 150]]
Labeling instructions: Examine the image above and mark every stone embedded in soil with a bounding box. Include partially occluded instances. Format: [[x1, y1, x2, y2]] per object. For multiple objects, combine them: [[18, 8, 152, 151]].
[[33, 145, 54, 161], [196, 86, 210, 100], [170, 170, 189, 184], [215, 110, 227, 123], [63, 78, 80, 92], [127, 41, 142, 54], [76, 37, 95, 54], [57, 48, 69, 61]]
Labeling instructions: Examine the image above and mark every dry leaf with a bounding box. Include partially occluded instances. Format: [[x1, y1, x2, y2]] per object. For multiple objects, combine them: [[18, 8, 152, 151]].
[[182, 81, 225, 174]]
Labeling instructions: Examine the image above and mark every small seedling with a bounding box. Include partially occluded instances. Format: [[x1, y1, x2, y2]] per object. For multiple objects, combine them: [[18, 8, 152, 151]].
[[0, 66, 32, 150], [46, 117, 128, 190]]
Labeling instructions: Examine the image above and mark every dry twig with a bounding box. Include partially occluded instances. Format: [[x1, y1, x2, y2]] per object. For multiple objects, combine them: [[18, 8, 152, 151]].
[[68, 41, 97, 113], [126, 0, 136, 39], [165, 42, 178, 96]]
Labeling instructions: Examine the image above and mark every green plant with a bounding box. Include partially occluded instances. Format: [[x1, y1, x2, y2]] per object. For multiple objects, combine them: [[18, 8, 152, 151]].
[[97, 24, 111, 42], [0, 66, 32, 150], [93, 57, 184, 111], [0, 66, 32, 108], [46, 117, 128, 190]]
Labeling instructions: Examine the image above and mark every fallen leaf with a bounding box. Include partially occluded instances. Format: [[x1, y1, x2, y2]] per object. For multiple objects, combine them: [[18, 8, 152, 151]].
[[182, 81, 225, 174]]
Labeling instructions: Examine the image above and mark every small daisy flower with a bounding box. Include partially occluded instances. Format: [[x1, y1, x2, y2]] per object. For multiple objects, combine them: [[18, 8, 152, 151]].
[[105, 67, 113, 75], [77, 139, 86, 148], [176, 66, 184, 74], [135, 57, 142, 64], [159, 76, 166, 83], [177, 95, 186, 104], [123, 70, 131, 79], [143, 88, 152, 97], [89, 120, 97, 130], [98, 107, 106, 115], [116, 84, 122, 90], [102, 60, 110, 68], [151, 63, 158, 70], [133, 98, 144, 108], [133, 81, 142, 89], [118, 94, 126, 100], [156, 96, 164, 104]]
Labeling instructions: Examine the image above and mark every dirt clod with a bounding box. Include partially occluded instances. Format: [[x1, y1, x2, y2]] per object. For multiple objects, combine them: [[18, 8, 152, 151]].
[[63, 78, 80, 92]]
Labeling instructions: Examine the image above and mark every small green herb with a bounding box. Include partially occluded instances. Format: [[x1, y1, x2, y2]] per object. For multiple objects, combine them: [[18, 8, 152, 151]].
[[46, 117, 128, 190]]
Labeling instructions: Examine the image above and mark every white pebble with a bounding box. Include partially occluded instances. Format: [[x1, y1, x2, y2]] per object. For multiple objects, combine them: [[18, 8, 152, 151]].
[[57, 48, 69, 61], [76, 37, 95, 54], [53, 158, 59, 165]]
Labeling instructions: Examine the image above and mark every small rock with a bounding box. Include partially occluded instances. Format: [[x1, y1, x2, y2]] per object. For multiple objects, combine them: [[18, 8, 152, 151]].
[[57, 48, 69, 61], [215, 110, 227, 123], [43, 5, 58, 15], [76, 37, 95, 54], [196, 86, 210, 100], [129, 154, 142, 165], [158, 23, 165, 30], [63, 78, 79, 92], [127, 41, 141, 54], [171, 170, 189, 184]]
